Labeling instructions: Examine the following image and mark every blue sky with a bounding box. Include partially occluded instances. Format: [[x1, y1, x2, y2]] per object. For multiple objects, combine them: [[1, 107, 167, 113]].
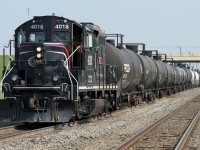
[[0, 0, 200, 55]]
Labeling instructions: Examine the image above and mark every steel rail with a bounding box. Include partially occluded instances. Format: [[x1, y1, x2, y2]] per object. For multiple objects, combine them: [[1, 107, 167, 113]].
[[174, 110, 200, 150], [0, 124, 60, 143], [0, 125, 19, 135]]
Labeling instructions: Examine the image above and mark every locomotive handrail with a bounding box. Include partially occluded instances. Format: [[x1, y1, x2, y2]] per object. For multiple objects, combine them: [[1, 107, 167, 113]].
[[44, 51, 74, 100], [0, 61, 13, 93], [65, 45, 81, 101], [3, 39, 14, 61], [98, 64, 119, 89], [1, 40, 14, 93], [67, 45, 81, 61]]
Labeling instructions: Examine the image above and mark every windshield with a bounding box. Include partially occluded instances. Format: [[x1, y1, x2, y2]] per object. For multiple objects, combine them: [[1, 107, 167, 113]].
[[53, 32, 71, 42], [29, 32, 45, 42]]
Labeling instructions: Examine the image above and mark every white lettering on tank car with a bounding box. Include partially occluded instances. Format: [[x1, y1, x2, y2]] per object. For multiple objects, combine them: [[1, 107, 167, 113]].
[[88, 55, 93, 65], [88, 75, 93, 83], [124, 64, 130, 73], [146, 70, 149, 74], [123, 74, 127, 79]]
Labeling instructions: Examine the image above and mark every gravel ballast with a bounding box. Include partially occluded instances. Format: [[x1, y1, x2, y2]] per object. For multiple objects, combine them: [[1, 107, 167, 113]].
[[1, 88, 200, 150]]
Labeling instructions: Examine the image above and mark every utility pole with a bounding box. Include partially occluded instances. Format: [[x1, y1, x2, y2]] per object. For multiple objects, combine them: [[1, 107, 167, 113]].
[[177, 46, 182, 55]]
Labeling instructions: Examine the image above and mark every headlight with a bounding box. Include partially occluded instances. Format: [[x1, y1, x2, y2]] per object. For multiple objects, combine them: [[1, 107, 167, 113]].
[[36, 53, 42, 58], [36, 47, 42, 52], [52, 75, 59, 82], [11, 75, 18, 81]]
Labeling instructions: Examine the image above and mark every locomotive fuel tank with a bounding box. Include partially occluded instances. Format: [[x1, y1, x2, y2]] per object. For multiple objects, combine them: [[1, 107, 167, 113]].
[[105, 42, 143, 92]]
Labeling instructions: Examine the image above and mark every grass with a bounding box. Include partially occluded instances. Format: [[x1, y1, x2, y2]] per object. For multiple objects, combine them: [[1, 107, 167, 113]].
[[0, 55, 11, 99]]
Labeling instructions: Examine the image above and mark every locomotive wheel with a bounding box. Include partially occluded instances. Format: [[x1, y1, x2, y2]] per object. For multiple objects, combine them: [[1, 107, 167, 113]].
[[112, 98, 117, 111], [156, 91, 159, 98], [105, 102, 112, 114]]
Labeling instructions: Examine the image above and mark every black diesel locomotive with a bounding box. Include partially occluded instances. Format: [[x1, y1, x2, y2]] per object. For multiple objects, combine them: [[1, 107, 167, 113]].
[[0, 15, 199, 123]]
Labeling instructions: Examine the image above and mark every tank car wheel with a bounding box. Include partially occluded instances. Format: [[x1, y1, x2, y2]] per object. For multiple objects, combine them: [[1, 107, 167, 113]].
[[147, 93, 153, 101], [167, 90, 171, 96], [173, 88, 176, 94], [159, 91, 163, 98], [143, 92, 148, 101], [169, 89, 172, 96], [152, 93, 156, 100], [156, 91, 159, 98]]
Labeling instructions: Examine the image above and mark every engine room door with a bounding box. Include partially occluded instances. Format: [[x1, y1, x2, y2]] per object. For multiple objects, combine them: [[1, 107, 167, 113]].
[[72, 23, 83, 68]]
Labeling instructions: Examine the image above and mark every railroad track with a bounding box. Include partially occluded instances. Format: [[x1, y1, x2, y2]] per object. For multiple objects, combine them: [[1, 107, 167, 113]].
[[114, 94, 200, 149], [0, 123, 64, 143], [175, 110, 200, 149], [0, 114, 112, 144]]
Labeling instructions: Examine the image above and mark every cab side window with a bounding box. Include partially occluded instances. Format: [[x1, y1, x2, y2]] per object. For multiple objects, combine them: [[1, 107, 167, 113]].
[[17, 31, 26, 47]]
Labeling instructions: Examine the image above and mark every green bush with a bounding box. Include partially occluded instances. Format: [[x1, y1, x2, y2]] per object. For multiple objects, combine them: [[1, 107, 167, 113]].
[[0, 55, 11, 99]]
